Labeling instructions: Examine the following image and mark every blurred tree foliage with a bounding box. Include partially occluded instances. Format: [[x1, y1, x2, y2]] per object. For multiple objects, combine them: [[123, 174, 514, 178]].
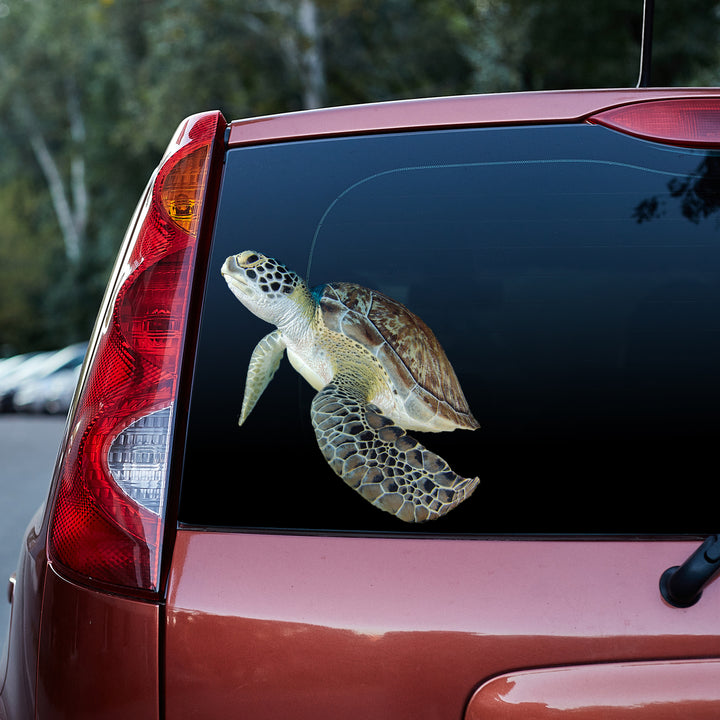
[[467, 0, 720, 91], [0, 0, 718, 353]]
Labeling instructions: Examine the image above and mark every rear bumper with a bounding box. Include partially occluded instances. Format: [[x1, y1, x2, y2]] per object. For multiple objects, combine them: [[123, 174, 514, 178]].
[[1, 530, 161, 719], [34, 566, 161, 719]]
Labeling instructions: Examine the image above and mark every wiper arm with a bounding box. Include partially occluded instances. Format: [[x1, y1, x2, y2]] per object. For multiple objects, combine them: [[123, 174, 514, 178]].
[[660, 534, 720, 608]]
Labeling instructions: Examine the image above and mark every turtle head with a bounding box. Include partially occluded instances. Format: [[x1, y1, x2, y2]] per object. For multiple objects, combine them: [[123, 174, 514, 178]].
[[221, 251, 310, 327]]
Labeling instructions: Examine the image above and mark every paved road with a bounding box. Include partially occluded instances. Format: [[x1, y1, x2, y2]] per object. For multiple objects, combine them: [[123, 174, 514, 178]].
[[0, 415, 66, 643]]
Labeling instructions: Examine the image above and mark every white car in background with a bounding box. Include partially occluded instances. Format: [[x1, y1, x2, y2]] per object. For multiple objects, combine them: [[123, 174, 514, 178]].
[[0, 343, 86, 413], [12, 364, 82, 415]]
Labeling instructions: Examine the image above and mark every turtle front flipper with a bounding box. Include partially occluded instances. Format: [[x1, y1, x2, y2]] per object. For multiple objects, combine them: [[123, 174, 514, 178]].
[[311, 382, 479, 522], [239, 329, 286, 425]]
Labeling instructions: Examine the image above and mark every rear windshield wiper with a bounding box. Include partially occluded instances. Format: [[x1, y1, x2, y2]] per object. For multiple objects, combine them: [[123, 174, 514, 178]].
[[660, 534, 720, 608]]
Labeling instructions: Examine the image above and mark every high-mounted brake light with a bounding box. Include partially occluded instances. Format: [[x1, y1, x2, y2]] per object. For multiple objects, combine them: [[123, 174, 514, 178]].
[[588, 98, 720, 148], [48, 111, 225, 593]]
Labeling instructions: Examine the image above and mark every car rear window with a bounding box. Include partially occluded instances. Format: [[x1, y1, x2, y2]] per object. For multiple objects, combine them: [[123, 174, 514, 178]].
[[179, 124, 720, 534]]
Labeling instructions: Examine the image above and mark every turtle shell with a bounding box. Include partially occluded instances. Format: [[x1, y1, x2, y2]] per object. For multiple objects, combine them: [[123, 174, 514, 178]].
[[318, 282, 479, 431]]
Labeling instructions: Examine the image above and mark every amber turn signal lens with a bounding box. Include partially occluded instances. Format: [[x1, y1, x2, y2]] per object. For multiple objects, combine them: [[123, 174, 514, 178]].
[[160, 145, 210, 234]]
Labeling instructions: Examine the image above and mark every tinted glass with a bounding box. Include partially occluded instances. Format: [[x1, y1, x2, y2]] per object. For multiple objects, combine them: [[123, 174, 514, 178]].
[[180, 124, 720, 534]]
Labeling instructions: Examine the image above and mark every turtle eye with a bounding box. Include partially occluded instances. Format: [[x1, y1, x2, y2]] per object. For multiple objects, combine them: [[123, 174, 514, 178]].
[[237, 251, 261, 266]]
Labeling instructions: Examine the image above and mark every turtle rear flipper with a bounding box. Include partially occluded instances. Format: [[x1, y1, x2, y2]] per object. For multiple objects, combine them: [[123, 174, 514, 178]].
[[311, 382, 479, 522], [239, 329, 286, 425]]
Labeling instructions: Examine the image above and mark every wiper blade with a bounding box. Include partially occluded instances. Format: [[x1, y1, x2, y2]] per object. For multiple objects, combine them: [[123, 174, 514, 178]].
[[660, 534, 720, 608]]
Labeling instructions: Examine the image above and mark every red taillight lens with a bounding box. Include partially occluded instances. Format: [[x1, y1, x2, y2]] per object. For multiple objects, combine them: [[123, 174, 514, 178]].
[[48, 111, 224, 593], [588, 98, 720, 148]]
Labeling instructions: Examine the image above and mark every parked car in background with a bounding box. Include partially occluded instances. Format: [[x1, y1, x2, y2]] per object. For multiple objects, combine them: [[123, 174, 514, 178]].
[[0, 354, 38, 384], [2, 88, 720, 718], [0, 344, 86, 414], [0, 352, 53, 412], [12, 364, 82, 415]]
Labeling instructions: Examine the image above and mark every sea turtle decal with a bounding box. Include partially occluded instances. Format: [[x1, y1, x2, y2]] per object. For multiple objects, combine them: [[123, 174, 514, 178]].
[[222, 251, 479, 522]]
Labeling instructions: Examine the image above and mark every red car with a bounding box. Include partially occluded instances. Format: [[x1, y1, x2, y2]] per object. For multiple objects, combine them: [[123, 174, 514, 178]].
[[2, 88, 720, 718]]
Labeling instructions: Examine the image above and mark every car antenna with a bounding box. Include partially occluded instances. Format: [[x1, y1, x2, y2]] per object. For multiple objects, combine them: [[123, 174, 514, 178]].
[[636, 0, 654, 87], [660, 534, 720, 608]]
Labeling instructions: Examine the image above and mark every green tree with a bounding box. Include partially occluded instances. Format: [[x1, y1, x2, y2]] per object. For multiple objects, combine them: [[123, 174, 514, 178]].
[[464, 0, 720, 92], [324, 0, 475, 104], [0, 0, 157, 348], [0, 175, 64, 352]]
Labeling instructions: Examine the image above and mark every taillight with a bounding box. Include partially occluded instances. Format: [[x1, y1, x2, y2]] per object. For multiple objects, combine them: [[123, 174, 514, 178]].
[[588, 98, 720, 148], [48, 111, 224, 593]]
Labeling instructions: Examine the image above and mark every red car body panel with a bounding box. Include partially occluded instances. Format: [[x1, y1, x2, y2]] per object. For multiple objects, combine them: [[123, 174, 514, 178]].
[[164, 531, 720, 719], [1, 509, 161, 720], [34, 567, 160, 719], [466, 660, 720, 719], [2, 89, 720, 718]]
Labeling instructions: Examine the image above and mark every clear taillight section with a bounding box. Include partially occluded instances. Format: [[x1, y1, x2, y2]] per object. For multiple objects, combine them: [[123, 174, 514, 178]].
[[48, 111, 224, 593], [588, 98, 720, 148], [107, 406, 173, 515]]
